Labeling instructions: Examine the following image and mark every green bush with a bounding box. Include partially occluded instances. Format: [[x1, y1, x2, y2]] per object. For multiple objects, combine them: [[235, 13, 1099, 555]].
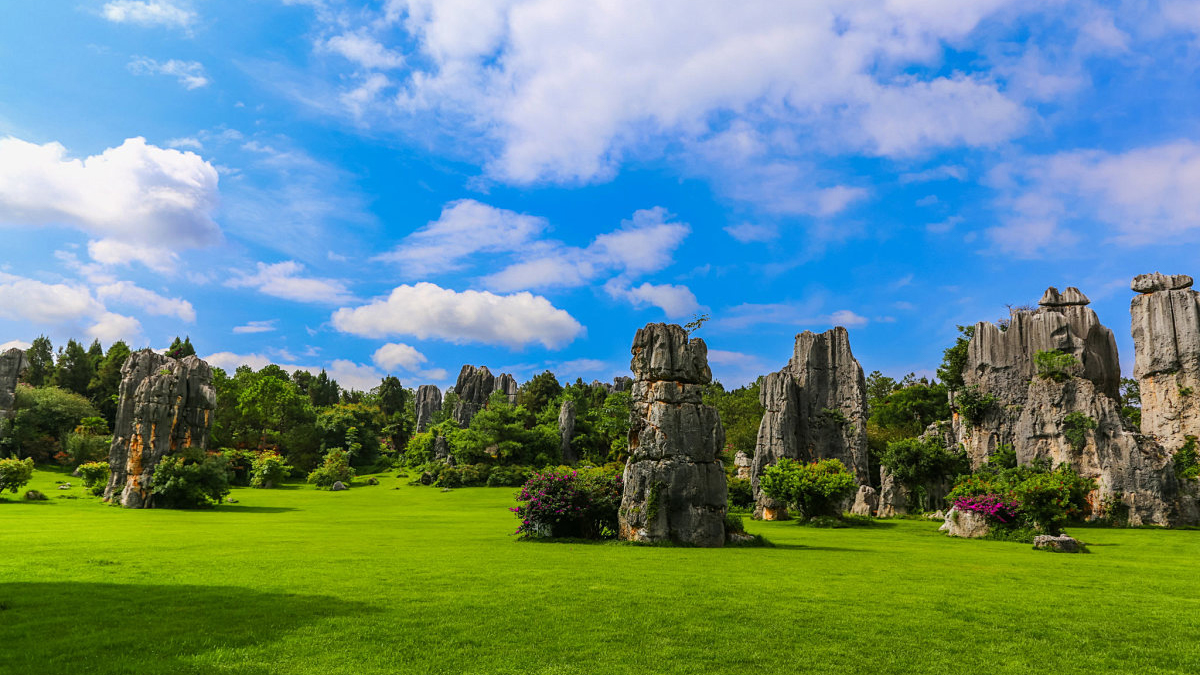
[[436, 464, 488, 488], [486, 465, 531, 487], [0, 457, 34, 494], [947, 461, 1096, 534], [759, 458, 857, 520], [64, 431, 110, 465], [1034, 350, 1079, 382], [150, 450, 231, 508], [221, 448, 256, 486], [880, 437, 968, 510], [24, 489, 47, 501], [77, 461, 111, 496], [1061, 412, 1097, 452], [727, 476, 754, 510], [1175, 436, 1199, 480], [511, 467, 623, 539], [955, 385, 997, 425], [250, 450, 292, 488], [307, 448, 355, 489]]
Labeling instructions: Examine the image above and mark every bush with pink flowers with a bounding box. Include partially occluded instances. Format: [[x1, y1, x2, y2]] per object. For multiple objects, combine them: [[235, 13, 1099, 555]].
[[511, 467, 622, 539]]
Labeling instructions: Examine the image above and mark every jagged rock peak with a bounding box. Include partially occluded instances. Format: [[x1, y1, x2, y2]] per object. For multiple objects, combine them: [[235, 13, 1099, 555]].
[[454, 365, 495, 403], [414, 384, 442, 433], [1039, 286, 1091, 307], [629, 323, 711, 384], [1132, 272, 1194, 294]]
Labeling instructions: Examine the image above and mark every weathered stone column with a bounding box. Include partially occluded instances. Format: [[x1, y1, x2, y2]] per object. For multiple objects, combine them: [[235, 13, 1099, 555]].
[[414, 384, 442, 432], [1131, 273, 1200, 451], [0, 348, 28, 442], [618, 323, 727, 547]]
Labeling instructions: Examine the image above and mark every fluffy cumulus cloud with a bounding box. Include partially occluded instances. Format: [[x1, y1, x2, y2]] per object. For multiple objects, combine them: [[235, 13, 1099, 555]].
[[127, 57, 210, 89], [227, 261, 354, 304], [371, 342, 448, 380], [306, 0, 1031, 185], [604, 279, 701, 319], [96, 281, 196, 322], [101, 1, 195, 28], [481, 207, 690, 292], [375, 199, 548, 276], [0, 272, 143, 342], [986, 140, 1200, 256], [331, 282, 583, 349], [0, 136, 220, 268]]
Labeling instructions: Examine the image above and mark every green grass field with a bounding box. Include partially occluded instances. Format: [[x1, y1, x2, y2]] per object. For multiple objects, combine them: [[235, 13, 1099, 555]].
[[3, 467, 1199, 675]]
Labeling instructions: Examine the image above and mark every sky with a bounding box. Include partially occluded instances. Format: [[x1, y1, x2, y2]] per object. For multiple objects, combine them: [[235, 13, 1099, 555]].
[[1, 0, 1199, 392]]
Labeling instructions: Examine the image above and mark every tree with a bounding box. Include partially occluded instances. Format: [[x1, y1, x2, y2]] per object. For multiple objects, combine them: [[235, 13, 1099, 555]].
[[0, 457, 34, 494], [22, 336, 54, 387], [165, 336, 196, 359], [703, 379, 764, 457], [2, 385, 99, 462], [235, 369, 319, 467], [936, 325, 975, 390], [52, 339, 94, 397], [89, 341, 130, 426], [316, 403, 383, 468], [1120, 377, 1142, 430], [880, 437, 968, 511], [519, 370, 562, 416]]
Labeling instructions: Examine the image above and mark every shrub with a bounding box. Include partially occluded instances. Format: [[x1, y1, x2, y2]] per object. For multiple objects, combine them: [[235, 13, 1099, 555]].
[[511, 467, 623, 539], [24, 489, 47, 501], [250, 450, 292, 488], [955, 385, 997, 425], [1061, 412, 1097, 452], [150, 450, 231, 508], [727, 476, 754, 510], [487, 465, 531, 487], [1175, 436, 1199, 480], [724, 513, 746, 534], [880, 437, 969, 510], [77, 461, 111, 496], [436, 464, 488, 488], [1034, 350, 1079, 382], [984, 444, 1017, 469], [64, 431, 110, 465], [0, 457, 34, 494], [307, 448, 355, 489], [759, 458, 857, 520], [951, 494, 1020, 524], [947, 461, 1096, 534]]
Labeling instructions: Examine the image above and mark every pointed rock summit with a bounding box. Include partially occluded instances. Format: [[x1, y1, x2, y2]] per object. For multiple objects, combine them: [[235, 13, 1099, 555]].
[[1131, 273, 1200, 452]]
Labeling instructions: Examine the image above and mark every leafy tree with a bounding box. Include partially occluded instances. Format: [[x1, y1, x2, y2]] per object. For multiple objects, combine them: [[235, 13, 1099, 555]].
[[0, 457, 34, 494], [759, 457, 857, 519], [250, 451, 292, 488], [165, 336, 196, 359], [52, 339, 94, 397], [454, 392, 555, 465], [234, 369, 320, 467], [150, 448, 230, 508], [1120, 377, 1142, 430], [1034, 350, 1079, 382], [22, 335, 54, 387], [880, 437, 969, 511], [519, 370, 562, 416], [317, 403, 383, 468], [869, 383, 949, 437], [2, 385, 99, 461], [309, 370, 341, 407], [936, 325, 975, 390], [684, 312, 710, 335], [89, 341, 130, 426]]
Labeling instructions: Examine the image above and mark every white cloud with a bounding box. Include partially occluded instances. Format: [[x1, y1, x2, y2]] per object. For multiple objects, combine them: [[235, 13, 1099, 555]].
[[0, 272, 142, 342], [322, 33, 406, 69], [375, 199, 548, 276], [128, 57, 210, 89], [96, 281, 196, 322], [331, 282, 583, 349], [233, 320, 277, 334], [899, 165, 968, 183], [724, 222, 778, 243], [605, 279, 701, 319], [372, 342, 428, 371], [987, 140, 1200, 255], [0, 136, 220, 265], [166, 136, 203, 150], [481, 207, 690, 292], [227, 261, 354, 304], [87, 239, 180, 274], [102, 1, 195, 29]]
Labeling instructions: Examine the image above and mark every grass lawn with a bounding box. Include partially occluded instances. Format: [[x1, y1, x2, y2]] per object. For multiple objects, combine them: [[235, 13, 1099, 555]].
[[2, 466, 1199, 674]]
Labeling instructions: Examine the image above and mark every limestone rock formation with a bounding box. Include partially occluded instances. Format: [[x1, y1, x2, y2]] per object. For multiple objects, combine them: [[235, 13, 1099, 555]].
[[612, 376, 633, 392], [434, 435, 451, 462], [0, 347, 28, 437], [451, 365, 519, 427], [415, 384, 442, 433], [103, 351, 216, 508], [1033, 534, 1083, 553], [733, 451, 752, 479], [751, 327, 869, 519], [558, 399, 577, 464], [952, 286, 1182, 526], [850, 485, 878, 517], [1131, 273, 1200, 452], [877, 467, 907, 518], [619, 323, 727, 547], [939, 508, 990, 538]]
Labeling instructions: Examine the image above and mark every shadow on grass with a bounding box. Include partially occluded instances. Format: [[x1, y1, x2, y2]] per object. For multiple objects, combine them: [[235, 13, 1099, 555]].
[[214, 505, 299, 514], [0, 582, 373, 675]]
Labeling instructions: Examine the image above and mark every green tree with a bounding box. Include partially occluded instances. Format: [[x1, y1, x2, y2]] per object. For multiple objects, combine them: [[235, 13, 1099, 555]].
[[316, 403, 383, 468], [936, 325, 975, 390], [235, 370, 319, 466], [759, 457, 857, 519], [165, 336, 197, 359], [88, 341, 130, 426], [22, 335, 54, 387], [1120, 377, 1142, 430], [52, 339, 94, 397], [2, 385, 99, 462], [703, 379, 764, 457], [519, 370, 562, 416]]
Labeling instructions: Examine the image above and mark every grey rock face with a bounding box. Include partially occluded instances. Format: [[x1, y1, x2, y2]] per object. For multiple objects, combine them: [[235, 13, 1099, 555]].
[[0, 347, 28, 437], [1039, 286, 1091, 307], [1131, 276, 1200, 452], [330, 481, 347, 491], [939, 508, 990, 538], [619, 323, 727, 547], [558, 399, 577, 464], [751, 327, 869, 519], [850, 485, 878, 517], [451, 365, 519, 427], [414, 384, 442, 433], [1132, 272, 1193, 294], [103, 351, 216, 508], [733, 451, 752, 479], [952, 286, 1182, 526], [434, 435, 450, 462], [612, 376, 633, 392], [877, 466, 908, 518], [1033, 534, 1083, 553]]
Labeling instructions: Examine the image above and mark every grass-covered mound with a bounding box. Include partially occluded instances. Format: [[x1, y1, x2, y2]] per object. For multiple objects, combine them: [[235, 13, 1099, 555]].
[[2, 467, 1200, 674]]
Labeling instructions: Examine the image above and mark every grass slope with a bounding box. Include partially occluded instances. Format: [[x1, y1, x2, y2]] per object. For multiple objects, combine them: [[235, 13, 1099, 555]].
[[2, 467, 1199, 674]]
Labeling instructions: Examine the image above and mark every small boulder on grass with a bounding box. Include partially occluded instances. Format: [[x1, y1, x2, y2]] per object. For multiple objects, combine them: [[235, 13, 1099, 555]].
[[24, 490, 47, 501], [366, 477, 379, 485], [1033, 534, 1085, 553], [330, 481, 348, 491]]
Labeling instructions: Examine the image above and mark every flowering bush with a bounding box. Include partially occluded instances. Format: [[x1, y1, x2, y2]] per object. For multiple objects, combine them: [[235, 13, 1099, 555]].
[[511, 467, 622, 539], [951, 494, 1019, 524]]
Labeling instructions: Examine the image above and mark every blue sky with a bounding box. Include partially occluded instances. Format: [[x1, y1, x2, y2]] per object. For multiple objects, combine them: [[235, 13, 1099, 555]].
[[2, 0, 1199, 391]]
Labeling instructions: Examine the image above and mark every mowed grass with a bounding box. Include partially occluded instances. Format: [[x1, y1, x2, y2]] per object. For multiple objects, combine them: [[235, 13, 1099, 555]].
[[3, 468, 1200, 675]]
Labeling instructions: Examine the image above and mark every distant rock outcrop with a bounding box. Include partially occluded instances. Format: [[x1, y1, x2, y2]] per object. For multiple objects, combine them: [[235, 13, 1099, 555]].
[[1131, 273, 1200, 452], [0, 347, 27, 438], [618, 323, 727, 547], [414, 384, 442, 433], [103, 351, 216, 508], [751, 328, 869, 519], [558, 399, 577, 464], [952, 286, 1181, 526], [451, 365, 519, 427]]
